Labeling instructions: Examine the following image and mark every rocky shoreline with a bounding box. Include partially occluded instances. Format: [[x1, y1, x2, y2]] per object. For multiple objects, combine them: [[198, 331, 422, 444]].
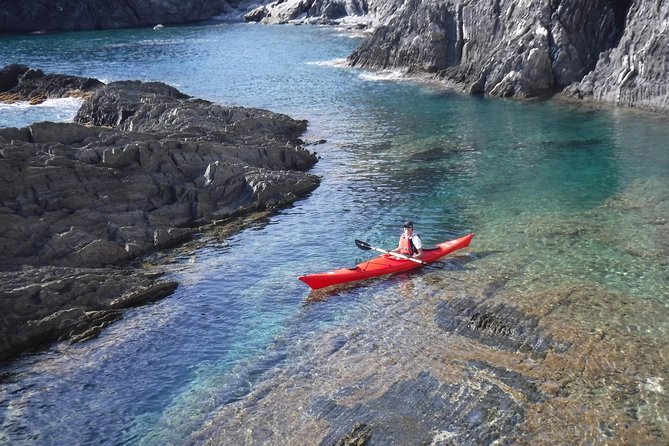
[[1, 1, 666, 113], [0, 64, 320, 360], [245, 0, 668, 113]]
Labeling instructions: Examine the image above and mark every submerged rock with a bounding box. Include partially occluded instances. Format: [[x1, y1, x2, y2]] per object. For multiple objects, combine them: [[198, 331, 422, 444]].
[[435, 295, 571, 359]]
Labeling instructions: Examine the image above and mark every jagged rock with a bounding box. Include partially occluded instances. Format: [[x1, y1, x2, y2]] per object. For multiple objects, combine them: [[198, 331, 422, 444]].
[[245, 5, 269, 22], [348, 0, 631, 99], [563, 0, 669, 112], [0, 63, 102, 104], [0, 68, 321, 359], [337, 0, 666, 111], [0, 73, 319, 270], [243, 0, 374, 26], [0, 266, 178, 360]]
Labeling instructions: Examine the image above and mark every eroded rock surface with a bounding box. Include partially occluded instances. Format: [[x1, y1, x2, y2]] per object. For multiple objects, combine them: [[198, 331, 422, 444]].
[[1, 79, 319, 270], [0, 68, 320, 360], [0, 266, 178, 359]]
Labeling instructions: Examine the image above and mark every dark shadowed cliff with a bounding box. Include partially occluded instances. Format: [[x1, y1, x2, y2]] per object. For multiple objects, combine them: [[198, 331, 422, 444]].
[[0, 0, 231, 32]]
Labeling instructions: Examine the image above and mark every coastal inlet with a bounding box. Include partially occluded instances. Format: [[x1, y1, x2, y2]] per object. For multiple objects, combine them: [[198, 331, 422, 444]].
[[1, 23, 669, 445]]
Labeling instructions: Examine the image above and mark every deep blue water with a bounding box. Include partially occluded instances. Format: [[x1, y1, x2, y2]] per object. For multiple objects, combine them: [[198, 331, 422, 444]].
[[1, 23, 668, 445]]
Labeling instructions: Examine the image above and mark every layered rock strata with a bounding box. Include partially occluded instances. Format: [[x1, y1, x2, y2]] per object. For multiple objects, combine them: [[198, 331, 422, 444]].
[[0, 68, 320, 360]]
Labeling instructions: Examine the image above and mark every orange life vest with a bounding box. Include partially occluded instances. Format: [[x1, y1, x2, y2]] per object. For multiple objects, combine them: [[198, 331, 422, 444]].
[[399, 233, 419, 255]]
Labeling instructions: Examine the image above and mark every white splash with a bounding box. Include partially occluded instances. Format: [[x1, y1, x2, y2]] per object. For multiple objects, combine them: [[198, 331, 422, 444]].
[[306, 58, 349, 68], [642, 377, 665, 394], [0, 97, 83, 128], [358, 69, 407, 82]]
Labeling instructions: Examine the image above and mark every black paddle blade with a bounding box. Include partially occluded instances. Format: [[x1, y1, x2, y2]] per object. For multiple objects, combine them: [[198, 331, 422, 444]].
[[354, 239, 372, 250]]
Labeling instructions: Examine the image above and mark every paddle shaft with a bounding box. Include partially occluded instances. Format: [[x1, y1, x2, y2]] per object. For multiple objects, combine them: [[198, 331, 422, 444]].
[[355, 240, 426, 265]]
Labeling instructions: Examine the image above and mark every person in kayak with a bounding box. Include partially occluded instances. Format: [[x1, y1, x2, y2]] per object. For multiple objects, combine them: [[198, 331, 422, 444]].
[[394, 220, 423, 258]]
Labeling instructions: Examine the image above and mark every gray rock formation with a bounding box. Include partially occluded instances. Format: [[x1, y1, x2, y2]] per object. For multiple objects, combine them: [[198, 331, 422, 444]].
[[346, 0, 621, 94], [244, 0, 375, 25], [0, 0, 230, 33], [247, 0, 666, 112], [345, 0, 667, 112], [0, 68, 320, 360], [0, 63, 103, 103], [563, 0, 669, 112], [0, 266, 178, 359], [1, 77, 318, 269]]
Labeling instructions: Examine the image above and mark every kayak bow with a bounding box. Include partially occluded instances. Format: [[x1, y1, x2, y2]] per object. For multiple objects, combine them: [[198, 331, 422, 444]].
[[298, 233, 474, 290]]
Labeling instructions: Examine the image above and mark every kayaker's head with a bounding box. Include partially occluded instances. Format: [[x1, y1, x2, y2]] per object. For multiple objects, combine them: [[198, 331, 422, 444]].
[[403, 220, 414, 233]]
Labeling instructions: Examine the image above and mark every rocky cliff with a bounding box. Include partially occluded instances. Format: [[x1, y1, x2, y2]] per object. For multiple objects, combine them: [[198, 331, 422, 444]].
[[3, 0, 665, 112], [245, 0, 668, 113], [0, 0, 231, 32], [563, 0, 669, 112], [0, 66, 320, 359]]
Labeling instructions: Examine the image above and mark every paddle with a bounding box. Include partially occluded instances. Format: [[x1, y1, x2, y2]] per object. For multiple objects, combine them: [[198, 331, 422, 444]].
[[354, 239, 427, 265]]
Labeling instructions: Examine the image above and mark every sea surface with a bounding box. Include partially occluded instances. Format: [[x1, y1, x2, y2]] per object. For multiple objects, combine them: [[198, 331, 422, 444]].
[[1, 23, 668, 445]]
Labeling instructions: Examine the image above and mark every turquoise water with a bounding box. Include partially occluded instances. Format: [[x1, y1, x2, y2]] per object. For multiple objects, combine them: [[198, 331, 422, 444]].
[[1, 23, 669, 444]]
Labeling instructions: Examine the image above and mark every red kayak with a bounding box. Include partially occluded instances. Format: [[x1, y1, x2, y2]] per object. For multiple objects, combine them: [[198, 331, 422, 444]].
[[298, 233, 474, 290]]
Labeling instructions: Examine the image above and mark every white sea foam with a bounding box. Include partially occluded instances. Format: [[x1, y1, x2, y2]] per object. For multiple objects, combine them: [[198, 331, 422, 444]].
[[358, 69, 408, 82], [306, 58, 348, 68], [0, 97, 83, 128]]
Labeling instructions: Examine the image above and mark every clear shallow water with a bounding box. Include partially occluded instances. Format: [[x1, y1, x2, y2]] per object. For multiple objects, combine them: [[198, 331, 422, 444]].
[[1, 23, 669, 445]]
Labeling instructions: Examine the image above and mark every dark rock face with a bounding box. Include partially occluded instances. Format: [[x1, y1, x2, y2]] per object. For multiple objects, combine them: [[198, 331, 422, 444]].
[[348, 0, 459, 73], [349, 0, 631, 97], [1, 79, 318, 270], [0, 0, 231, 33], [0, 266, 178, 359], [236, 0, 666, 111], [0, 63, 103, 104], [0, 68, 320, 360]]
